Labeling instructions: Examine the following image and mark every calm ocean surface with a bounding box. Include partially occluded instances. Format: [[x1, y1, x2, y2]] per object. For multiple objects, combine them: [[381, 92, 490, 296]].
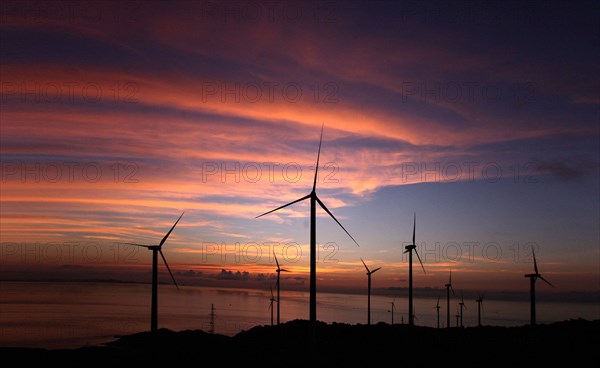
[[0, 281, 597, 349]]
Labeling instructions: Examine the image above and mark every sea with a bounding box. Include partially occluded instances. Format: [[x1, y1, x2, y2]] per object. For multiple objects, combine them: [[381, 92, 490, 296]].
[[0, 281, 597, 349]]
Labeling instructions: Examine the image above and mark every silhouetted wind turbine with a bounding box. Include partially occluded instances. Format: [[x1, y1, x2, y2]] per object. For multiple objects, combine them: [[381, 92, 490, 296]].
[[459, 294, 467, 327], [123, 212, 183, 332], [413, 305, 418, 324], [361, 258, 381, 325], [525, 246, 554, 325], [389, 297, 397, 325], [404, 213, 426, 326], [435, 296, 441, 328], [256, 125, 360, 323], [269, 287, 276, 326], [476, 293, 483, 327], [274, 252, 290, 325], [455, 306, 460, 327], [444, 269, 456, 329]]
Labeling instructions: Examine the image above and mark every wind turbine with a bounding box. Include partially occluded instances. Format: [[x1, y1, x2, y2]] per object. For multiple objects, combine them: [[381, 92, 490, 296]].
[[435, 297, 441, 328], [404, 213, 426, 326], [413, 305, 418, 324], [256, 125, 360, 323], [361, 258, 381, 325], [459, 294, 467, 327], [476, 294, 483, 327], [123, 212, 183, 332], [525, 246, 554, 325], [444, 269, 456, 329], [268, 287, 276, 326], [274, 252, 290, 325], [389, 297, 397, 325], [455, 306, 460, 327]]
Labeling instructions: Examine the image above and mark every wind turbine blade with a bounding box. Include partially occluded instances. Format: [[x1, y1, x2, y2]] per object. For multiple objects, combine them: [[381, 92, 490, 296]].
[[412, 212, 416, 245], [371, 267, 382, 274], [159, 212, 184, 247], [315, 196, 360, 247], [274, 251, 280, 269], [450, 285, 456, 297], [121, 243, 150, 248], [449, 269, 452, 284], [312, 123, 324, 192], [159, 249, 179, 290], [280, 269, 291, 272], [255, 194, 311, 219], [360, 258, 370, 273], [436, 297, 440, 307], [539, 276, 554, 288], [413, 248, 426, 274], [270, 287, 274, 298], [532, 246, 539, 274]]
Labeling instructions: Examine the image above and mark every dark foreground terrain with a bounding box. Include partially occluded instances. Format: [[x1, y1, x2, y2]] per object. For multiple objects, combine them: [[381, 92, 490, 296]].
[[2, 319, 599, 365]]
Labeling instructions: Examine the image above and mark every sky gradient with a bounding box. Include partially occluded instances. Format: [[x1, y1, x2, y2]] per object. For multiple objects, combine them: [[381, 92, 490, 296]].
[[1, 0, 598, 297]]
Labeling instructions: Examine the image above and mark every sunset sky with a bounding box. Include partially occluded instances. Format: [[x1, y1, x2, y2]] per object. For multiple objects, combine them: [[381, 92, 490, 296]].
[[1, 0, 598, 296]]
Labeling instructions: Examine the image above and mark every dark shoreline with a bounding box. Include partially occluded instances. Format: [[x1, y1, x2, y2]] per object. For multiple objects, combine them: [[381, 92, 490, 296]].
[[2, 319, 599, 364]]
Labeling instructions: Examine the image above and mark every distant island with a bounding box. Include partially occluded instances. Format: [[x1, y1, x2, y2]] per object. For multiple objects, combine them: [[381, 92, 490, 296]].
[[2, 319, 598, 364]]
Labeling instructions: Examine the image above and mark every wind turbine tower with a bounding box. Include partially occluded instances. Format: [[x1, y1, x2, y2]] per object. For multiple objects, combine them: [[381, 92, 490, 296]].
[[435, 297, 441, 328], [525, 247, 554, 325], [404, 213, 426, 326], [361, 258, 381, 325], [124, 212, 183, 332], [444, 270, 455, 329], [459, 295, 467, 327], [476, 294, 483, 327], [257, 125, 360, 323], [274, 252, 290, 325]]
